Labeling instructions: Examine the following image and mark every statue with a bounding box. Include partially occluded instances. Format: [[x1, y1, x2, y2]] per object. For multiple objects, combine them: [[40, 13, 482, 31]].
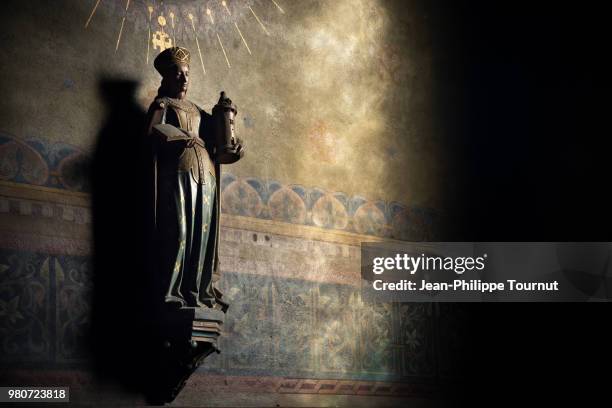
[[143, 46, 244, 402]]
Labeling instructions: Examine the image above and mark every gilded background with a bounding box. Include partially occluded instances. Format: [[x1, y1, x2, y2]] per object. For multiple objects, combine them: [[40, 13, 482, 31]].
[[0, 0, 447, 210]]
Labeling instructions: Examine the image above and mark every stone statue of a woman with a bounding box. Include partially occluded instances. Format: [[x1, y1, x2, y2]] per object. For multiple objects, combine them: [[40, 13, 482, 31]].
[[145, 46, 243, 312]]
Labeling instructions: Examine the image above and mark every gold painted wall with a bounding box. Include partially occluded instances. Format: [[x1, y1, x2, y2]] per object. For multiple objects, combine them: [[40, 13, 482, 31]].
[[0, 0, 446, 211]]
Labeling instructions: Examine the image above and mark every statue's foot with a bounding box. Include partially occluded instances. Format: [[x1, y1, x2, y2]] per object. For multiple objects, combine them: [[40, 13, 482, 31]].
[[164, 295, 186, 308]]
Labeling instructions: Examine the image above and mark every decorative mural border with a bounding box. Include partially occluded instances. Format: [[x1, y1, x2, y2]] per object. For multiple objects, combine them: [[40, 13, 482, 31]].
[[0, 133, 90, 192], [0, 248, 468, 383], [0, 370, 443, 399], [0, 132, 442, 241]]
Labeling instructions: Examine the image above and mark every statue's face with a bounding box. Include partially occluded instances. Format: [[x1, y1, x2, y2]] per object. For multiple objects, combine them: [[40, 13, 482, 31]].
[[164, 63, 189, 99]]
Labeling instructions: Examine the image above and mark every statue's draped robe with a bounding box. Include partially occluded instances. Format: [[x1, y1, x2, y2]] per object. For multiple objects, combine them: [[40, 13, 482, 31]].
[[146, 96, 227, 310]]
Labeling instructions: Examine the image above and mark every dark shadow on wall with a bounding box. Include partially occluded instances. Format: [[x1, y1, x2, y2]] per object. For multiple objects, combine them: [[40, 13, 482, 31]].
[[90, 78, 222, 405], [90, 78, 154, 399]]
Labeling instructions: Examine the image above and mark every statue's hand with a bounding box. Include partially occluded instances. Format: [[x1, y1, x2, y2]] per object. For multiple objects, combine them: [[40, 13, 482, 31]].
[[215, 137, 244, 164], [181, 130, 201, 148], [230, 137, 245, 158]]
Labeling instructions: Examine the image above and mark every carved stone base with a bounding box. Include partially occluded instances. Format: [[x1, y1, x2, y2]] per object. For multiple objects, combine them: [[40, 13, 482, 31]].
[[146, 306, 225, 404]]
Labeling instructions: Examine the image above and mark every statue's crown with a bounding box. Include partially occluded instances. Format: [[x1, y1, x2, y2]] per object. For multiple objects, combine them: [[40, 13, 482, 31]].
[[154, 47, 190, 75]]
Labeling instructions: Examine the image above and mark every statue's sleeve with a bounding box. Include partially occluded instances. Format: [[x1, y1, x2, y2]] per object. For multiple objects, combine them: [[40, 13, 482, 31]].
[[197, 107, 229, 311], [146, 99, 166, 137], [198, 109, 216, 154], [145, 99, 166, 229]]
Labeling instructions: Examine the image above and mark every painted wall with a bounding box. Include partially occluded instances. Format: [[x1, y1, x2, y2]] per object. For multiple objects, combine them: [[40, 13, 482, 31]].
[[0, 1, 464, 406], [0, 0, 448, 211]]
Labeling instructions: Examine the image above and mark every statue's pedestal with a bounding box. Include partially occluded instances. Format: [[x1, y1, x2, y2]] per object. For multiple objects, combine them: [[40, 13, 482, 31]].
[[192, 307, 225, 351], [148, 306, 225, 404]]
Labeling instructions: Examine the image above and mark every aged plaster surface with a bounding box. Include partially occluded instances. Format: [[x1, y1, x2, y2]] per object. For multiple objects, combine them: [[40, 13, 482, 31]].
[[0, 3, 464, 402], [0, 0, 445, 210]]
